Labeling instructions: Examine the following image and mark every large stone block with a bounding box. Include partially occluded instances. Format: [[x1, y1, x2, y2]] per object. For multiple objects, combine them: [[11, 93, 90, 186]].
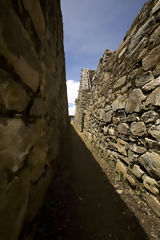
[[135, 71, 154, 87], [0, 69, 28, 112], [148, 124, 160, 141], [131, 122, 147, 136], [142, 46, 160, 71], [146, 193, 160, 217], [125, 89, 145, 113], [146, 87, 160, 106], [139, 151, 160, 179]]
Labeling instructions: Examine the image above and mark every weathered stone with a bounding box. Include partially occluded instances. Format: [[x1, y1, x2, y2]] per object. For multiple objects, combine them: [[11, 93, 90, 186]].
[[127, 174, 136, 186], [142, 46, 160, 71], [0, 169, 29, 240], [146, 193, 160, 217], [22, 0, 45, 41], [117, 138, 127, 156], [105, 110, 112, 123], [148, 124, 160, 141], [0, 69, 28, 112], [129, 17, 155, 51], [139, 152, 160, 179], [128, 149, 138, 163], [150, 26, 160, 44], [145, 138, 159, 149], [141, 110, 159, 123], [136, 71, 154, 87], [143, 175, 159, 195], [30, 98, 46, 116], [116, 160, 127, 179], [151, 0, 160, 15], [142, 76, 160, 91], [125, 89, 145, 113], [129, 144, 147, 154], [117, 123, 129, 135], [112, 95, 127, 111], [131, 122, 147, 136], [146, 87, 160, 106], [113, 76, 126, 89], [126, 113, 139, 122], [131, 164, 144, 178], [153, 63, 160, 77]]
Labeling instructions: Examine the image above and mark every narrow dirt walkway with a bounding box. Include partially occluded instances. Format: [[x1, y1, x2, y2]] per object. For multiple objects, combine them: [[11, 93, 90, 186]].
[[35, 125, 148, 240]]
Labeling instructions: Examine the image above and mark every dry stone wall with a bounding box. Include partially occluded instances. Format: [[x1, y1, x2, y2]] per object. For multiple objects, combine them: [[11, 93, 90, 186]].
[[0, 0, 68, 239], [74, 0, 160, 218]]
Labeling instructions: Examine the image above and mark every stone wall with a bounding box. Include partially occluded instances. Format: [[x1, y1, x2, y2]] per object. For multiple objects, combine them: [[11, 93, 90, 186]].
[[74, 0, 160, 218], [0, 0, 68, 239]]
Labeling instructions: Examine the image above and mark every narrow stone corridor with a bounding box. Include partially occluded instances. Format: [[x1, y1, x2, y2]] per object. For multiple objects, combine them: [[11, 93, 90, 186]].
[[34, 125, 148, 240]]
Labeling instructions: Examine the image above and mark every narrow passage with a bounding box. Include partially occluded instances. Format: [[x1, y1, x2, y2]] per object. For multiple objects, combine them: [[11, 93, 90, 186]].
[[35, 125, 148, 240]]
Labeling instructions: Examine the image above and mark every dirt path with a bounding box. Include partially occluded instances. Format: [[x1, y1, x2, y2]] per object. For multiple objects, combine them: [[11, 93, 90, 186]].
[[34, 125, 148, 240]]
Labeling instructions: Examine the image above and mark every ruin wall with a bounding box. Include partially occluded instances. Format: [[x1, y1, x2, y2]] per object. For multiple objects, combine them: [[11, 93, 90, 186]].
[[74, 0, 160, 218]]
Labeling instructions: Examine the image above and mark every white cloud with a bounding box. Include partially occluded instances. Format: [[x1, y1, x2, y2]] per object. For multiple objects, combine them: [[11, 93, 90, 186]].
[[68, 105, 76, 116], [67, 80, 79, 104], [67, 80, 80, 115]]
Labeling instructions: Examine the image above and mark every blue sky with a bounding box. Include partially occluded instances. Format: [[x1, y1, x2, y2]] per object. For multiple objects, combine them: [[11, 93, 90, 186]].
[[61, 0, 147, 115]]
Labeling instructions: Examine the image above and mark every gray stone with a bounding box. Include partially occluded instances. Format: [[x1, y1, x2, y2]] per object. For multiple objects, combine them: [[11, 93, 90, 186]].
[[125, 89, 145, 113], [129, 144, 147, 154], [131, 164, 144, 178], [117, 138, 127, 156], [113, 76, 126, 89], [139, 151, 160, 179], [142, 46, 160, 71], [0, 69, 28, 112], [150, 26, 160, 44], [142, 76, 160, 91], [117, 123, 129, 135], [129, 17, 155, 51], [112, 95, 127, 111], [143, 175, 159, 195], [145, 138, 159, 149], [136, 71, 154, 87], [148, 124, 160, 141], [146, 193, 160, 217], [128, 149, 139, 163], [105, 110, 112, 123], [151, 0, 160, 15], [131, 122, 147, 136], [146, 87, 160, 106], [126, 174, 136, 186], [141, 110, 159, 123]]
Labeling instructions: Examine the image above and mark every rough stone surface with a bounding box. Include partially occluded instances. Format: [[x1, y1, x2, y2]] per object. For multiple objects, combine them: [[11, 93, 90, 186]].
[[139, 152, 160, 179], [131, 122, 147, 137], [0, 1, 68, 239], [125, 89, 145, 113], [74, 0, 160, 219], [143, 175, 159, 195], [146, 193, 160, 218]]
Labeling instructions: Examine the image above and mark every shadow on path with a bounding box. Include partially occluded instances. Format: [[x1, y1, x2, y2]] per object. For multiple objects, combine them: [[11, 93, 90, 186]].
[[35, 125, 148, 240]]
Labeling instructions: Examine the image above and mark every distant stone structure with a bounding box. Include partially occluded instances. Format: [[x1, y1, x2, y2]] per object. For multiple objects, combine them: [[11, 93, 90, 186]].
[[74, 0, 160, 218], [74, 68, 95, 131]]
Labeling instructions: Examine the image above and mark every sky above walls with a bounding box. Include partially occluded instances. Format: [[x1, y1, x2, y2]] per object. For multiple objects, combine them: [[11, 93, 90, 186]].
[[61, 0, 147, 115]]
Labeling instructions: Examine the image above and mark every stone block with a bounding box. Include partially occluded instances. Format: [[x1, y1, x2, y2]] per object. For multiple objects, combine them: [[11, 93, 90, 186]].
[[125, 89, 145, 113], [113, 76, 126, 89], [151, 0, 160, 15], [131, 164, 144, 178], [136, 71, 154, 88], [146, 87, 160, 106], [117, 123, 129, 135], [112, 94, 127, 111], [141, 110, 159, 123], [0, 69, 28, 112], [143, 76, 160, 91], [117, 138, 127, 156], [131, 122, 147, 136], [139, 151, 160, 179], [146, 193, 160, 217], [129, 144, 147, 154], [142, 46, 160, 71], [149, 26, 160, 44], [148, 124, 160, 141], [22, 0, 45, 41], [143, 175, 159, 195], [30, 98, 46, 116]]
